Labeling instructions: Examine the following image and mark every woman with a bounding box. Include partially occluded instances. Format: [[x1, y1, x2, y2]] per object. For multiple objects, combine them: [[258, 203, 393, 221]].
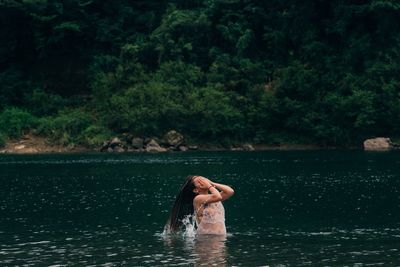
[[165, 175, 234, 235]]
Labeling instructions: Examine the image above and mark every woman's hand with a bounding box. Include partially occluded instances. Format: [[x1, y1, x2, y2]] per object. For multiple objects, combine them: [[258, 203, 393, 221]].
[[201, 177, 214, 186], [194, 176, 212, 189], [193, 177, 223, 204], [200, 177, 212, 189]]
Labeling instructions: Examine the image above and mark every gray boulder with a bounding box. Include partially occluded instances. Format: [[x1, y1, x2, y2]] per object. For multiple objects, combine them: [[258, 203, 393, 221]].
[[164, 130, 184, 147], [230, 143, 255, 151], [109, 137, 122, 148], [242, 143, 255, 151], [131, 137, 144, 149], [363, 137, 393, 150], [113, 146, 125, 153], [146, 139, 167, 152], [100, 141, 110, 152], [178, 145, 188, 152], [144, 137, 152, 145], [101, 137, 127, 152]]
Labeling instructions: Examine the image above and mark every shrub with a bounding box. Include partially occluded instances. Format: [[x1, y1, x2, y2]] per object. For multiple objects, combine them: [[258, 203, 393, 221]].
[[0, 107, 38, 138], [81, 124, 113, 147], [103, 81, 185, 135], [154, 61, 205, 87], [0, 69, 32, 110], [184, 86, 244, 139], [36, 109, 93, 145], [22, 88, 67, 116], [0, 132, 6, 148]]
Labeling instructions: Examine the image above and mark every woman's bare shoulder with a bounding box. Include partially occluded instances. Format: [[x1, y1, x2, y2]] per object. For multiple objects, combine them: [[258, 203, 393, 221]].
[[193, 194, 208, 204]]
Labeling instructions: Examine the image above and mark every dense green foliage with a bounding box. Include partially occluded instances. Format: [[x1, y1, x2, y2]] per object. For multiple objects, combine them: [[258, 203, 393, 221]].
[[0, 107, 38, 138], [1, 0, 400, 147], [0, 132, 5, 148]]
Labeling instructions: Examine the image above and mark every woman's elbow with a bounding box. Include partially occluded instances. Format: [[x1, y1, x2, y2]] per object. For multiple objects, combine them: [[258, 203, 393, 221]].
[[228, 187, 234, 196], [213, 194, 223, 202], [225, 188, 234, 199], [229, 189, 234, 197]]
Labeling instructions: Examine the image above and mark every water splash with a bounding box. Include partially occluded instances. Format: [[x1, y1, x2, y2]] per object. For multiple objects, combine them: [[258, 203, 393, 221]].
[[181, 214, 197, 238], [161, 214, 197, 238]]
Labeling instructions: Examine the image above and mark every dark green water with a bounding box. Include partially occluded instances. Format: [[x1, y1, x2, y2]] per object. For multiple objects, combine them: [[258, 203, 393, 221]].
[[1, 151, 399, 266]]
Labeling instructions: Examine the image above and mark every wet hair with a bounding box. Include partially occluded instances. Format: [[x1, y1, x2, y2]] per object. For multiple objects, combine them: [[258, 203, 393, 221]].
[[165, 175, 197, 233]]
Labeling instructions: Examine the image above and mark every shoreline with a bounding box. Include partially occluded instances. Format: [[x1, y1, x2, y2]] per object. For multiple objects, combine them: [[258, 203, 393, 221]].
[[0, 133, 359, 154]]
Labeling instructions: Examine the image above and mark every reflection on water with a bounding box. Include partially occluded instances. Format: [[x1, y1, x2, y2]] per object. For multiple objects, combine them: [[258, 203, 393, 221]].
[[162, 234, 228, 267], [192, 235, 228, 267]]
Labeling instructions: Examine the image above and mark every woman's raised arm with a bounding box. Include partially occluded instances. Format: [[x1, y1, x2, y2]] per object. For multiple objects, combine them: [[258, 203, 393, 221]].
[[193, 178, 222, 206], [212, 181, 234, 201], [199, 177, 234, 201]]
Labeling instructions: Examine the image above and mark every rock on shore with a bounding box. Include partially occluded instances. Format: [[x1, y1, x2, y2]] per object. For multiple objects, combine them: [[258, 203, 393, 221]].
[[99, 130, 193, 153], [163, 130, 184, 148], [363, 137, 393, 151], [1, 130, 324, 154], [145, 139, 167, 152]]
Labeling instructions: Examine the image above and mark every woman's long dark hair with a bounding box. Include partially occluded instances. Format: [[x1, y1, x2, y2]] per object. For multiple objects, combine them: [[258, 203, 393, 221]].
[[165, 175, 197, 233]]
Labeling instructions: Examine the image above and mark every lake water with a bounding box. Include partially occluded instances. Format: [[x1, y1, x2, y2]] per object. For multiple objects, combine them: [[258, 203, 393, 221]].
[[0, 151, 399, 266]]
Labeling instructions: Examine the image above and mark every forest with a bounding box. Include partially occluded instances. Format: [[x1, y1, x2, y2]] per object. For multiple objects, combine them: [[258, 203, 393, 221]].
[[1, 0, 400, 148]]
